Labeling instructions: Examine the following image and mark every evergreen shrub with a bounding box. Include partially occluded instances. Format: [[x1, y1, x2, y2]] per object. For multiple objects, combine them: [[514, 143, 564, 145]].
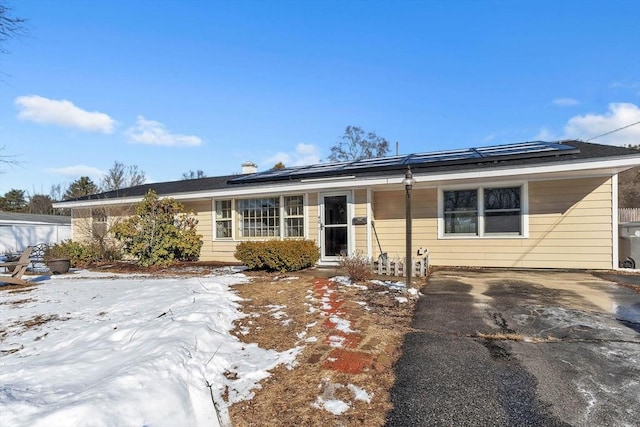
[[234, 240, 320, 272]]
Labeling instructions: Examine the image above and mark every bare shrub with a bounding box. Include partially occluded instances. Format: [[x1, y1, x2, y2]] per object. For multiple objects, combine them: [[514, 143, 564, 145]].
[[340, 253, 373, 282]]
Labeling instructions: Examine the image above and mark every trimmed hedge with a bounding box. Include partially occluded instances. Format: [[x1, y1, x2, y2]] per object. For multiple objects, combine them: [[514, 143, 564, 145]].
[[234, 240, 320, 272]]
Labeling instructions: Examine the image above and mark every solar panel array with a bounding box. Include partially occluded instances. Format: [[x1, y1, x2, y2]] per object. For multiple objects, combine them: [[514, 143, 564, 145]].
[[230, 141, 579, 184]]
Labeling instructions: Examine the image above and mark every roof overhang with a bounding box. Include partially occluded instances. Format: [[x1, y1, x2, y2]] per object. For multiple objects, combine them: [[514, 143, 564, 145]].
[[53, 154, 640, 208]]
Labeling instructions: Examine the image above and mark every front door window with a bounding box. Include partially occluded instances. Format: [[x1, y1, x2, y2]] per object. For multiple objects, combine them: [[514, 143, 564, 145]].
[[322, 194, 348, 259]]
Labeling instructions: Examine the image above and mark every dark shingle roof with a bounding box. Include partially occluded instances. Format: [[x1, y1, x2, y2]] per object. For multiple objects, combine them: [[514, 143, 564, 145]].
[[64, 174, 237, 202], [59, 140, 638, 203], [0, 212, 71, 225]]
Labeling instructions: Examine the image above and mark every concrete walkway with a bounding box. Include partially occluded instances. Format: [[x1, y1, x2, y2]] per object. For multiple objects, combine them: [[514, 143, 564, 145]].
[[386, 270, 640, 426]]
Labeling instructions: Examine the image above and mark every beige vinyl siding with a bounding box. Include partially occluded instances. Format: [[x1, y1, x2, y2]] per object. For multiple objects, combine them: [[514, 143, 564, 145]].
[[371, 177, 614, 269], [183, 200, 241, 262], [71, 206, 134, 244], [353, 189, 368, 255], [371, 188, 437, 260], [71, 208, 92, 243], [307, 193, 319, 245]]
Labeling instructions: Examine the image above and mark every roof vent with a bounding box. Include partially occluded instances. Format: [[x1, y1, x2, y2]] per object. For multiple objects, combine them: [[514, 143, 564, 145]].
[[241, 161, 258, 174]]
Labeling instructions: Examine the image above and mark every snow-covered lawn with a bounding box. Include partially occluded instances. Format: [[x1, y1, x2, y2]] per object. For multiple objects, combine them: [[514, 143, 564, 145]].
[[0, 270, 301, 427]]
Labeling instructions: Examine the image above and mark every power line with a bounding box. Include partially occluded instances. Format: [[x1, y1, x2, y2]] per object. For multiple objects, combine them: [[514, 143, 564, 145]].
[[586, 119, 640, 141]]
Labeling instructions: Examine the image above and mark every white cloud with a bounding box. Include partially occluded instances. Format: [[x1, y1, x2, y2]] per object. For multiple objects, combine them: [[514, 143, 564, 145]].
[[124, 116, 202, 146], [535, 103, 640, 146], [563, 103, 640, 146], [47, 165, 105, 180], [552, 97, 580, 107], [15, 95, 116, 133], [262, 143, 322, 168]]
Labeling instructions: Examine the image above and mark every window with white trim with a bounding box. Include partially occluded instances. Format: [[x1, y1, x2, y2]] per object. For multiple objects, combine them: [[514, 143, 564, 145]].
[[284, 195, 304, 238], [484, 187, 521, 234], [214, 195, 306, 240], [442, 186, 523, 237], [443, 189, 478, 235], [215, 200, 232, 238], [237, 198, 280, 237]]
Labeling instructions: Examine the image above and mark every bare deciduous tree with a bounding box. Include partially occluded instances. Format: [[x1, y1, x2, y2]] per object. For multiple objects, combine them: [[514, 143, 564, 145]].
[[328, 126, 390, 162], [181, 170, 207, 180], [0, 1, 27, 54], [0, 145, 20, 173], [27, 194, 53, 215], [619, 145, 640, 208], [101, 161, 146, 191]]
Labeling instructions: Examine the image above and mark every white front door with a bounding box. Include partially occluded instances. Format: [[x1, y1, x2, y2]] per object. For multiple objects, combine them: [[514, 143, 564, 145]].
[[320, 193, 350, 262]]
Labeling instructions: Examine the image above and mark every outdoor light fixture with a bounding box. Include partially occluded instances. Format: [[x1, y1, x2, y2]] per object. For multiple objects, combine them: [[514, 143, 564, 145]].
[[403, 166, 415, 288]]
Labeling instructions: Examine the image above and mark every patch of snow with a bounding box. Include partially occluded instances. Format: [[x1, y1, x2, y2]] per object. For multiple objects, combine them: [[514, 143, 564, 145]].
[[281, 318, 292, 327], [370, 279, 406, 290], [328, 335, 345, 348], [297, 331, 307, 339], [395, 296, 408, 304], [0, 273, 301, 427], [271, 311, 287, 320], [347, 384, 373, 403], [407, 287, 419, 296], [306, 321, 317, 328], [312, 397, 350, 415], [329, 316, 355, 333], [330, 276, 352, 286], [305, 337, 318, 343]]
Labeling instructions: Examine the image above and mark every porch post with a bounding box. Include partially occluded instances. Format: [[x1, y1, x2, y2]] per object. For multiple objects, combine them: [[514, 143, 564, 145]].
[[403, 166, 416, 288]]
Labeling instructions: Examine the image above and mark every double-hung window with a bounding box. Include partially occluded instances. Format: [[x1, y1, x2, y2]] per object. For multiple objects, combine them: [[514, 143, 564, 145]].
[[215, 200, 232, 238], [443, 190, 478, 235], [284, 195, 304, 238], [483, 187, 521, 234], [442, 186, 523, 237]]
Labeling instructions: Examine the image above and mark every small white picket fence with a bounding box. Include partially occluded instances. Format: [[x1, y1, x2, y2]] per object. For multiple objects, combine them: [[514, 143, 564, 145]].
[[374, 255, 429, 277]]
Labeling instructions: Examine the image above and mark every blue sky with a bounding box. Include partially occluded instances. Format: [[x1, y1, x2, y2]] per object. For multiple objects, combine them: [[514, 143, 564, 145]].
[[1, 0, 639, 197]]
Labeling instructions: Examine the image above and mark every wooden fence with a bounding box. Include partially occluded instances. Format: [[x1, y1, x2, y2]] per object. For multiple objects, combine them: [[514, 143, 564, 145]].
[[620, 208, 640, 223]]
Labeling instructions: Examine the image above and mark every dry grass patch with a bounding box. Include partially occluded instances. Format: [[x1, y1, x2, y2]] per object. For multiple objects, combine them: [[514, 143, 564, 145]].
[[228, 272, 417, 426]]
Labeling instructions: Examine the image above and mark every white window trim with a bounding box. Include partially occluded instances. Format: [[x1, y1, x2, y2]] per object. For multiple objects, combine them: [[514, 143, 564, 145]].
[[212, 199, 234, 240], [438, 181, 529, 239], [283, 195, 305, 238], [212, 194, 307, 241]]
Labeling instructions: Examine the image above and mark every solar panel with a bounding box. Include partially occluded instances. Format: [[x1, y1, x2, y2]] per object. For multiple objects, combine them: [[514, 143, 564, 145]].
[[229, 141, 579, 184]]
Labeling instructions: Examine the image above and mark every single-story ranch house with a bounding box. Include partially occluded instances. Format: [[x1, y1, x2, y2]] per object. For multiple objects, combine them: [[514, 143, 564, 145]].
[[53, 140, 640, 270]]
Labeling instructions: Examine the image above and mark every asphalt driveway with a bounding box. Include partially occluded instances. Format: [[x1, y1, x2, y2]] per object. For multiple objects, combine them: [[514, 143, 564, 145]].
[[386, 270, 640, 426]]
